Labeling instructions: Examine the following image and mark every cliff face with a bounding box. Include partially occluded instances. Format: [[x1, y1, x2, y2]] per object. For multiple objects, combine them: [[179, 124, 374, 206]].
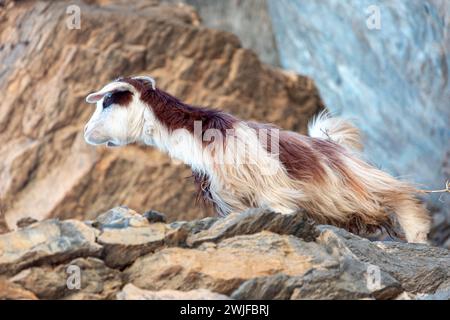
[[1, 207, 449, 300], [162, 0, 280, 66], [267, 0, 450, 244], [0, 0, 322, 231]]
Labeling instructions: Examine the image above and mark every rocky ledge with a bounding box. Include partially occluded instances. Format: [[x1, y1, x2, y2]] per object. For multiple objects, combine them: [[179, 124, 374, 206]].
[[0, 207, 449, 300]]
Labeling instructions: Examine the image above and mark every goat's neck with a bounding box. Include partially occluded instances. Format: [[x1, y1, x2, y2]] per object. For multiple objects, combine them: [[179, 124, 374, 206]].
[[141, 109, 213, 175]]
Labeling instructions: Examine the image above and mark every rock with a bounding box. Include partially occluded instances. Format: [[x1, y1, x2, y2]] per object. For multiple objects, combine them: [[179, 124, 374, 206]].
[[94, 206, 192, 268], [170, 217, 219, 236], [317, 225, 450, 294], [164, 216, 220, 247], [98, 223, 172, 269], [91, 206, 220, 269], [0, 208, 448, 300], [232, 265, 401, 300], [125, 230, 402, 299], [0, 0, 322, 231], [0, 277, 38, 300], [187, 208, 318, 247], [92, 206, 151, 230], [0, 219, 102, 276], [143, 210, 167, 224], [9, 257, 122, 300], [125, 232, 326, 295], [162, 0, 280, 66], [117, 284, 230, 300], [418, 280, 450, 300]]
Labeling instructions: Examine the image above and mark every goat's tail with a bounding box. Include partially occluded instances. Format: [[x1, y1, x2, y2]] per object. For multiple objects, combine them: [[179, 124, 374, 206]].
[[308, 110, 363, 151]]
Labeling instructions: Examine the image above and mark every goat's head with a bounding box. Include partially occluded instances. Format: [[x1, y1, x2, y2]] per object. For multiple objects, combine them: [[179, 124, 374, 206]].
[[84, 76, 156, 147]]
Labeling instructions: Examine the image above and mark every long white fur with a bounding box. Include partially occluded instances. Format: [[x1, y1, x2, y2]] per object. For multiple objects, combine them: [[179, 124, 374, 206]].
[[308, 110, 363, 151], [84, 79, 431, 244]]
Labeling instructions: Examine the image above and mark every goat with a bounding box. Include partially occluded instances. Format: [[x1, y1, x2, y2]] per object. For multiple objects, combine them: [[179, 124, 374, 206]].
[[84, 76, 431, 243]]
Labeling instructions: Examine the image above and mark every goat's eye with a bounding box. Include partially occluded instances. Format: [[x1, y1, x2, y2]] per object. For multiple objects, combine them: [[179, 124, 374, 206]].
[[103, 93, 114, 109]]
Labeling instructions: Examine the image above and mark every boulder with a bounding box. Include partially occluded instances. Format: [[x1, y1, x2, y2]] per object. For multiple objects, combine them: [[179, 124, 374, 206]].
[[0, 277, 38, 300], [317, 225, 450, 294], [0, 219, 102, 276], [186, 208, 317, 247], [125, 230, 404, 299], [9, 257, 122, 300], [0, 0, 322, 231]]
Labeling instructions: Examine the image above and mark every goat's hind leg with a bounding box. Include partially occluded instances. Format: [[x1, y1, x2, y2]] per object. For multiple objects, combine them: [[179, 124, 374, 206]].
[[392, 197, 431, 244]]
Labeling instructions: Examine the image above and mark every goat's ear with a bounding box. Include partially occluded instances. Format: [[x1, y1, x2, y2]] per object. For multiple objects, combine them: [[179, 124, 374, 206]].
[[86, 82, 135, 104], [86, 92, 106, 104], [133, 75, 156, 90]]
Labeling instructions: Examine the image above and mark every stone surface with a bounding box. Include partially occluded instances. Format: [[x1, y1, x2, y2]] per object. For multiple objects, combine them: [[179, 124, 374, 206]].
[[92, 206, 151, 230], [162, 0, 279, 66], [0, 219, 102, 276], [0, 207, 448, 300], [267, 0, 450, 244], [98, 222, 172, 269], [9, 257, 122, 300], [93, 206, 210, 268], [125, 232, 327, 295], [317, 225, 450, 294], [0, 0, 322, 231], [0, 277, 38, 300], [117, 284, 230, 300], [186, 208, 317, 247]]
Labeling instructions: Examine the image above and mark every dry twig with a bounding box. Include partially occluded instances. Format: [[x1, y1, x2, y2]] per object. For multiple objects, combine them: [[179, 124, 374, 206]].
[[418, 180, 450, 194]]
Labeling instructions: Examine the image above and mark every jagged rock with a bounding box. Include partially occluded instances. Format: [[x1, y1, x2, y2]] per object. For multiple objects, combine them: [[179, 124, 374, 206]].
[[0, 0, 322, 230], [0, 219, 102, 276], [9, 257, 122, 300], [143, 210, 167, 224], [162, 0, 279, 66], [92, 206, 151, 230], [187, 208, 317, 247], [0, 208, 448, 300], [419, 280, 450, 300], [117, 284, 230, 300], [125, 231, 402, 299], [170, 217, 219, 236], [98, 223, 174, 269], [232, 266, 401, 300], [124, 232, 326, 295], [93, 206, 193, 268], [317, 225, 450, 294], [0, 277, 38, 300]]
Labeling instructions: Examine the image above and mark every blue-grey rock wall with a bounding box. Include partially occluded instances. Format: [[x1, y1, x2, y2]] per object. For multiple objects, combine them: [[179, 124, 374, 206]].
[[268, 0, 450, 226]]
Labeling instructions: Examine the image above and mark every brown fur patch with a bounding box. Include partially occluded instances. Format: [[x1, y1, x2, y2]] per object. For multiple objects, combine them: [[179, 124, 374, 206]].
[[247, 122, 326, 182], [278, 133, 327, 182], [311, 138, 369, 197], [110, 90, 133, 106], [118, 77, 236, 140]]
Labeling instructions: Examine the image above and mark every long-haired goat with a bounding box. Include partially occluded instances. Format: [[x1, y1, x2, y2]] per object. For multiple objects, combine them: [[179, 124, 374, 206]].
[[84, 76, 431, 243]]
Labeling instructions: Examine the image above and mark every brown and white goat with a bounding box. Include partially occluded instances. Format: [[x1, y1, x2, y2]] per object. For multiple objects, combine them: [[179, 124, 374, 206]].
[[84, 76, 431, 243]]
